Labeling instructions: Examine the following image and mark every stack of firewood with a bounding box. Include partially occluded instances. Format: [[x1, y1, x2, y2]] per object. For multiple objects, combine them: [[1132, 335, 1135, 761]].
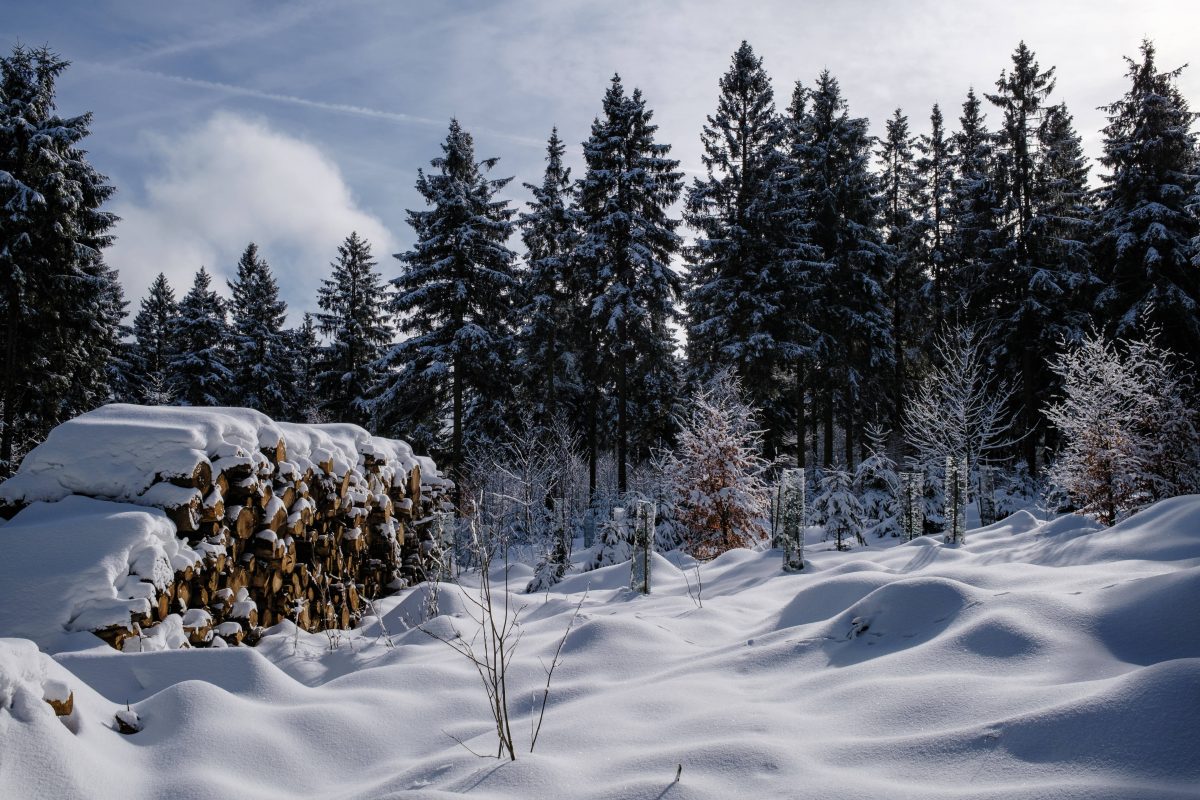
[[84, 439, 450, 650]]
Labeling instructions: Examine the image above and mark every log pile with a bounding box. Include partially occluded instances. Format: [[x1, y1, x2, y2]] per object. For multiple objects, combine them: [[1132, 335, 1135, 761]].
[[85, 439, 453, 651]]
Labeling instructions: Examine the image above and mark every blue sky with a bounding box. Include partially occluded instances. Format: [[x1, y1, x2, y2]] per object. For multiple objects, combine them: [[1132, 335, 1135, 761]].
[[4, 0, 1197, 321]]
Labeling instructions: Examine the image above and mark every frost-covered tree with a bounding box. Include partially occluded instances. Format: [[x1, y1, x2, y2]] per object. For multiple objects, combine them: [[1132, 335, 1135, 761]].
[[903, 326, 1016, 477], [0, 45, 124, 475], [228, 243, 289, 417], [684, 41, 792, 458], [128, 273, 178, 405], [667, 374, 770, 559], [288, 313, 322, 422], [373, 119, 519, 471], [516, 129, 583, 427], [1092, 40, 1200, 363], [1045, 330, 1200, 524], [854, 426, 901, 538], [813, 466, 864, 551], [315, 232, 392, 426], [787, 71, 892, 468], [915, 104, 955, 335], [577, 75, 684, 493], [170, 267, 232, 407], [947, 88, 1001, 322]]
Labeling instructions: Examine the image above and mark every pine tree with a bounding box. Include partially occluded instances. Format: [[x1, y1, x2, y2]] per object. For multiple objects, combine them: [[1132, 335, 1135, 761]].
[[786, 71, 893, 469], [227, 243, 289, 417], [170, 267, 232, 407], [877, 108, 924, 438], [683, 41, 791, 459], [577, 75, 684, 494], [289, 312, 322, 422], [516, 129, 583, 427], [1093, 40, 1200, 363], [315, 231, 392, 425], [915, 103, 955, 335], [373, 119, 519, 472], [947, 88, 1001, 323], [0, 45, 124, 476], [129, 273, 179, 404]]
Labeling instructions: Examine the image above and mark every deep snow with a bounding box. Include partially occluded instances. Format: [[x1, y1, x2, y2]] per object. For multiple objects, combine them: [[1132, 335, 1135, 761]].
[[2, 497, 1199, 799]]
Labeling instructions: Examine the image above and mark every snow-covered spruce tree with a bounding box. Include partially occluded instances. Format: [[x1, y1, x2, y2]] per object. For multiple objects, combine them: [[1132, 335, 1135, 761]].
[[228, 243, 290, 417], [683, 41, 792, 460], [903, 325, 1016, 481], [315, 231, 392, 426], [1092, 40, 1200, 364], [589, 505, 632, 570], [1045, 330, 1200, 524], [516, 129, 583, 428], [947, 88, 1001, 324], [372, 119, 518, 472], [985, 42, 1096, 474], [577, 75, 684, 494], [667, 374, 770, 559], [877, 107, 925, 436], [915, 103, 955, 336], [0, 45, 124, 476], [128, 272, 179, 405], [288, 313, 322, 422], [786, 71, 893, 469], [813, 466, 864, 551], [170, 267, 232, 407], [854, 426, 901, 538]]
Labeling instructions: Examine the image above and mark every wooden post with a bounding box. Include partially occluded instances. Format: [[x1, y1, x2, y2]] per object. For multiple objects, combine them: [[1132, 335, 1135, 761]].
[[778, 468, 805, 572], [630, 501, 653, 594]]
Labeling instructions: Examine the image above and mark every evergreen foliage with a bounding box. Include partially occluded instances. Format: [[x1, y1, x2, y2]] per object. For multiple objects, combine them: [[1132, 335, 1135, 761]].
[[170, 267, 232, 407], [315, 231, 392, 426], [228, 243, 289, 418], [128, 273, 178, 405]]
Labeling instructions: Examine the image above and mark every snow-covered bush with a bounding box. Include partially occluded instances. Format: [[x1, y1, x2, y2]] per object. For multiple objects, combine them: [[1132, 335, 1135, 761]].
[[1045, 330, 1200, 525], [665, 374, 770, 558], [854, 427, 900, 538], [813, 467, 864, 551]]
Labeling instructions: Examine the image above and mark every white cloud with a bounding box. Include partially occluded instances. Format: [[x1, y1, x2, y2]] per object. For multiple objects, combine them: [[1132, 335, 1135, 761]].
[[108, 112, 397, 321]]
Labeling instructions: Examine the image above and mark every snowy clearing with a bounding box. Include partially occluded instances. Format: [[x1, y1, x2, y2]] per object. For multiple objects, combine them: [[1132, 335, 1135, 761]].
[[2, 497, 1199, 799]]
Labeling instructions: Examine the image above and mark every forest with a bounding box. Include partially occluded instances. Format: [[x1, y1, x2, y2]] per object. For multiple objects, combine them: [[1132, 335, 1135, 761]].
[[2, 37, 1198, 567]]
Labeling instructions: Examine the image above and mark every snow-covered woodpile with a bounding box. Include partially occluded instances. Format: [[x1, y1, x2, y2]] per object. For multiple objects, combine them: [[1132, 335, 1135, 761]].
[[0, 405, 451, 651]]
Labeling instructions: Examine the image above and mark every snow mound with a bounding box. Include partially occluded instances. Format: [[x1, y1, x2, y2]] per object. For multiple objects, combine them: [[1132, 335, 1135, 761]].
[[0, 403, 441, 508], [0, 497, 202, 648], [1, 496, 1198, 798]]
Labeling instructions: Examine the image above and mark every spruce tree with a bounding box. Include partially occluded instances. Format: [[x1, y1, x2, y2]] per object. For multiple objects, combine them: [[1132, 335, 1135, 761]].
[[877, 108, 924, 438], [289, 313, 322, 422], [228, 243, 289, 417], [129, 273, 179, 404], [577, 75, 684, 494], [786, 71, 892, 469], [516, 129, 583, 427], [0, 45, 124, 475], [1093, 39, 1200, 362], [373, 119, 518, 472], [684, 41, 792, 459], [915, 103, 955, 335], [315, 231, 392, 425], [170, 267, 232, 407], [947, 88, 1001, 323]]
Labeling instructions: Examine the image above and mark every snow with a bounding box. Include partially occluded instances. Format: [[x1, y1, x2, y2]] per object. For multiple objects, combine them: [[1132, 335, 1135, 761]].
[[0, 404, 435, 508], [2, 497, 1199, 798]]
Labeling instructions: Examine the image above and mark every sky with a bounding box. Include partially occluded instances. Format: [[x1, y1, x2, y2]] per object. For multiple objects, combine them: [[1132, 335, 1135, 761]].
[[3, 0, 1198, 322]]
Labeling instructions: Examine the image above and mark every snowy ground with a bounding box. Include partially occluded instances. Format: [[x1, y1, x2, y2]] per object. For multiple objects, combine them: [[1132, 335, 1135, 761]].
[[2, 497, 1199, 799]]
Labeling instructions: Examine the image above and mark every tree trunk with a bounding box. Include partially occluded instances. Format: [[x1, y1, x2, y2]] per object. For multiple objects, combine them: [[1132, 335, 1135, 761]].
[[1, 280, 18, 477], [795, 365, 806, 470], [452, 352, 464, 485], [822, 384, 834, 469], [617, 336, 628, 496]]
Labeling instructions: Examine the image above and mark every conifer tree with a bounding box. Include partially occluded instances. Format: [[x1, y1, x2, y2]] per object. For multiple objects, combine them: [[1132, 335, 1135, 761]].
[[947, 88, 1001, 323], [373, 119, 518, 472], [577, 75, 684, 494], [170, 267, 232, 407], [786, 71, 892, 469], [1093, 40, 1200, 363], [289, 312, 321, 422], [915, 104, 955, 334], [0, 45, 124, 475], [129, 273, 179, 404], [683, 41, 791, 458], [516, 129, 582, 427], [227, 243, 289, 416], [877, 108, 924, 437], [315, 231, 392, 425]]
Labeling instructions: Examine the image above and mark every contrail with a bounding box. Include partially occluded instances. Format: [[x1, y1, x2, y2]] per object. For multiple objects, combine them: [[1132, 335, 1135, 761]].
[[86, 61, 546, 149]]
